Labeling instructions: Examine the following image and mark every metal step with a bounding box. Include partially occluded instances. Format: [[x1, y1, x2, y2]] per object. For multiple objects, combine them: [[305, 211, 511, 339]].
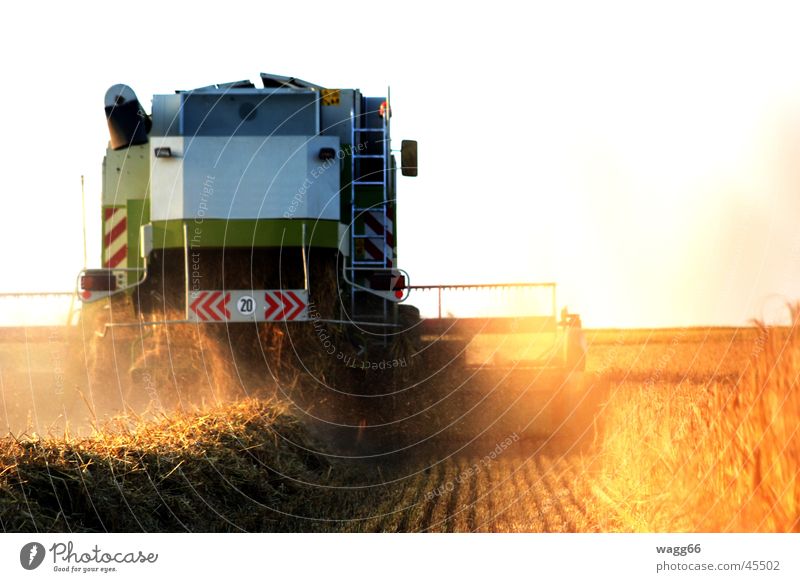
[[349, 104, 391, 330], [352, 205, 388, 212]]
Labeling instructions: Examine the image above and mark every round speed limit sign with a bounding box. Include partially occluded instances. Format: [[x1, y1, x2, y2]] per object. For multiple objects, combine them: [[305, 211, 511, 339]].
[[236, 295, 256, 316]]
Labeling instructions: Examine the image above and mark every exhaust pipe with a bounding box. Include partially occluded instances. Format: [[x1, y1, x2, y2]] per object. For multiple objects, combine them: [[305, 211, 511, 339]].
[[104, 84, 149, 150]]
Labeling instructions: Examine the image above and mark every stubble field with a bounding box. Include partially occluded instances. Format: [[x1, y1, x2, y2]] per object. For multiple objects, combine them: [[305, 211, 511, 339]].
[[1, 321, 797, 532]]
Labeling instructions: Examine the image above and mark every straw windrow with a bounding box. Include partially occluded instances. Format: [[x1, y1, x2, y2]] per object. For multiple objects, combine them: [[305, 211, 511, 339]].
[[0, 399, 328, 532]]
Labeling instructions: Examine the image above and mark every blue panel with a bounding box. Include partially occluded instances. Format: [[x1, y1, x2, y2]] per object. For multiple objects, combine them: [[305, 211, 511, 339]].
[[150, 94, 182, 137], [320, 89, 358, 145], [180, 90, 317, 136]]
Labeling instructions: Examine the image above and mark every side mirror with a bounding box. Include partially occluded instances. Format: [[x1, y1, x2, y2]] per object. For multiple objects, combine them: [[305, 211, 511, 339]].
[[401, 140, 418, 177]]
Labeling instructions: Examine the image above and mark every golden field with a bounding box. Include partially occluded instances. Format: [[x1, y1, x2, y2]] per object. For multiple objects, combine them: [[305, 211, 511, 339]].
[[585, 321, 798, 532], [0, 318, 797, 532]]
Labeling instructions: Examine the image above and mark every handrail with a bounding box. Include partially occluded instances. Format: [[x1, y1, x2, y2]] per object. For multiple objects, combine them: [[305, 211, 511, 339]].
[[405, 282, 556, 290], [405, 283, 557, 321], [0, 292, 75, 297], [0, 292, 80, 326]]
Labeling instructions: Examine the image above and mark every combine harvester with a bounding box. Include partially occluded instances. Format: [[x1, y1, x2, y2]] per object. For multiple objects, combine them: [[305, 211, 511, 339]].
[[3, 73, 588, 444]]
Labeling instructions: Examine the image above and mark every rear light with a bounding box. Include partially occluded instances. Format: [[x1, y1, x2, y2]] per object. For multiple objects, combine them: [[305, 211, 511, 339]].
[[370, 273, 405, 291], [318, 147, 336, 160], [80, 270, 117, 292]]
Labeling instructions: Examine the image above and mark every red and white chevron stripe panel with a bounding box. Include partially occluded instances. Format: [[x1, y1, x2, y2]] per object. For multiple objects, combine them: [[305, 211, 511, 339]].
[[264, 290, 309, 321], [188, 291, 232, 321], [187, 290, 309, 323], [362, 209, 394, 267], [102, 206, 127, 268]]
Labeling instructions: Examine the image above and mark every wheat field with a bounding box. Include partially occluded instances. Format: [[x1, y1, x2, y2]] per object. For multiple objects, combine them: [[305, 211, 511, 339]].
[[585, 320, 799, 532], [0, 314, 798, 532]]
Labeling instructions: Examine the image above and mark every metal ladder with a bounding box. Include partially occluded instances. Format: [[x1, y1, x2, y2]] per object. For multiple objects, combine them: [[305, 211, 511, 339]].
[[348, 96, 391, 326]]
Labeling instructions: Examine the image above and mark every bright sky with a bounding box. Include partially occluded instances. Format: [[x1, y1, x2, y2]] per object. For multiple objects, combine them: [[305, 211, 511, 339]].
[[1, 1, 800, 327]]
